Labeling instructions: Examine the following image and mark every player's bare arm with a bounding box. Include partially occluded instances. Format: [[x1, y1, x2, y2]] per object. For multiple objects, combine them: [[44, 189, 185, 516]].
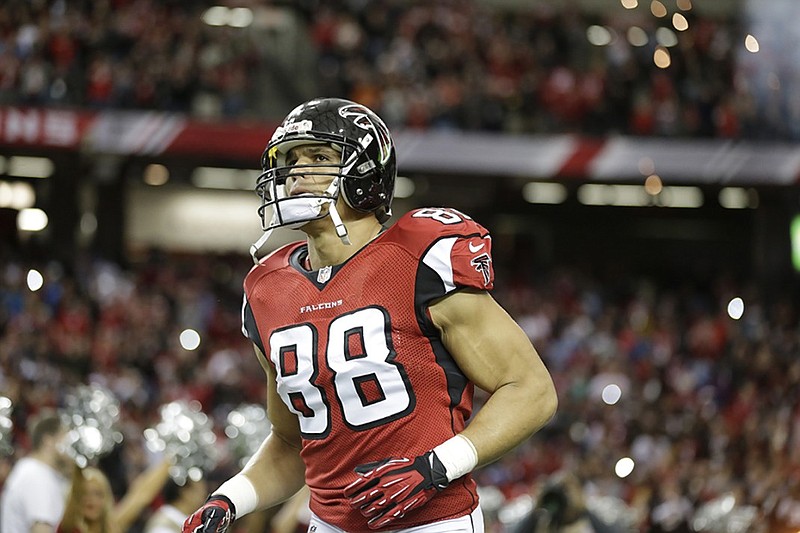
[[428, 288, 558, 466], [345, 286, 557, 529], [239, 346, 306, 508], [182, 347, 306, 533]]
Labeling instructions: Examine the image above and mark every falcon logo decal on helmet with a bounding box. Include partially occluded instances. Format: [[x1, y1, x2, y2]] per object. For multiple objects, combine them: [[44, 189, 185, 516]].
[[339, 104, 393, 166]]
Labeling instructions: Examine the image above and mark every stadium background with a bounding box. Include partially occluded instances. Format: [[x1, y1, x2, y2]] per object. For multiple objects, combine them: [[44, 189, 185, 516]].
[[1, 0, 799, 532]]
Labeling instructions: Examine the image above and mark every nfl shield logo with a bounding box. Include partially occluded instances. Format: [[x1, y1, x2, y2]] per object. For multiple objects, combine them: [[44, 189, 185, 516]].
[[317, 265, 332, 283]]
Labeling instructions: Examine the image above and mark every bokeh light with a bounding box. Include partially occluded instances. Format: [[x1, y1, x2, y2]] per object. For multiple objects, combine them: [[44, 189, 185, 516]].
[[727, 297, 745, 320], [745, 34, 760, 53], [26, 269, 43, 291], [654, 47, 671, 68], [615, 457, 635, 478], [602, 384, 623, 405], [180, 329, 202, 350]]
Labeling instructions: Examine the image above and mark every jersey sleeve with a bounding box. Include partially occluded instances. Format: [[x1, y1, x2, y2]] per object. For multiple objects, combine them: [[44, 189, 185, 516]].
[[241, 292, 266, 354], [239, 243, 299, 355], [400, 208, 495, 308]]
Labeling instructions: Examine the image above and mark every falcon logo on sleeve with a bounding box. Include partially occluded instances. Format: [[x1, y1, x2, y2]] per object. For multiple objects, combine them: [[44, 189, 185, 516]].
[[470, 253, 492, 286]]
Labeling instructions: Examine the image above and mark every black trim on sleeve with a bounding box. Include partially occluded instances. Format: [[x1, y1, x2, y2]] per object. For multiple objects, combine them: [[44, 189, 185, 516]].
[[414, 257, 469, 430], [242, 299, 265, 354], [425, 333, 470, 431], [414, 260, 448, 337]]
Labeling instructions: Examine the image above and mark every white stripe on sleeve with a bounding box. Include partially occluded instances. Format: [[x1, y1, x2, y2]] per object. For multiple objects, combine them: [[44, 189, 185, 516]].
[[421, 237, 457, 294]]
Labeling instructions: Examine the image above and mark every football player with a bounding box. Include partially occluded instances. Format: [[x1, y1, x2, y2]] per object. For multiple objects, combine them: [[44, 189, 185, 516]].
[[183, 98, 557, 533]]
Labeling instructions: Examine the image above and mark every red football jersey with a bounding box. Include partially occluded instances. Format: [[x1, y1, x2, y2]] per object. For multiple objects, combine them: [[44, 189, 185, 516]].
[[242, 207, 494, 531]]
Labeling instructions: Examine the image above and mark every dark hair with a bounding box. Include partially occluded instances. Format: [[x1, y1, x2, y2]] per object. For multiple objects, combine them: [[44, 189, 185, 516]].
[[29, 409, 63, 451]]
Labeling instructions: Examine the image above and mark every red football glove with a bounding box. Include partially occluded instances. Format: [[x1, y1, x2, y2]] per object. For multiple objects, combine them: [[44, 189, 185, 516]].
[[344, 451, 449, 529], [182, 495, 237, 533]]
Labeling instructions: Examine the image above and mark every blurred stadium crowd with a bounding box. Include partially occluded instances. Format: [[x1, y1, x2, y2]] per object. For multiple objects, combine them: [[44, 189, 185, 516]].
[[0, 0, 794, 139], [1, 251, 799, 531]]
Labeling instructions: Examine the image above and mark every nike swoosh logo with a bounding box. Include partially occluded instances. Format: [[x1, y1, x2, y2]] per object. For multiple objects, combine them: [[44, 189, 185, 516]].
[[468, 241, 485, 253]]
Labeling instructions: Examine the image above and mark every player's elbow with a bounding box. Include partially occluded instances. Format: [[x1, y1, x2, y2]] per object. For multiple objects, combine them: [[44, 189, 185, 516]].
[[526, 371, 558, 430], [539, 378, 559, 424]]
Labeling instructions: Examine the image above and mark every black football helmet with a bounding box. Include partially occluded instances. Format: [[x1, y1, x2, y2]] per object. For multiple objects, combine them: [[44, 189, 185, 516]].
[[254, 98, 396, 237]]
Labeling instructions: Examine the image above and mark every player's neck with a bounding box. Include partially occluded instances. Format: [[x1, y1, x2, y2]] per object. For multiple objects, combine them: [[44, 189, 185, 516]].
[[305, 215, 382, 269]]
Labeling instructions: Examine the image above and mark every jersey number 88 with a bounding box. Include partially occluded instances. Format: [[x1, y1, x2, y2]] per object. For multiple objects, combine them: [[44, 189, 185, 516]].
[[269, 306, 415, 438]]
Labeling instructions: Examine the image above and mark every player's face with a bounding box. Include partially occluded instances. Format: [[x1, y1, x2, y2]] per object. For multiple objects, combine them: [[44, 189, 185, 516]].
[[284, 144, 342, 198]]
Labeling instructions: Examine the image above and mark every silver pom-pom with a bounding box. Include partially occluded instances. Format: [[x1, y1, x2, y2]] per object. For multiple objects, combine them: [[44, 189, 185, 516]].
[[0, 396, 13, 456], [692, 494, 758, 533], [61, 384, 124, 467], [586, 494, 639, 532], [144, 400, 219, 484], [224, 403, 272, 467], [497, 494, 535, 528]]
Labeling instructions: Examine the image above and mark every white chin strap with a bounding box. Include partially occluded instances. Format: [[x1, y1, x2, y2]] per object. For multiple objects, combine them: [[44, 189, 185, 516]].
[[327, 202, 351, 245], [250, 179, 351, 264], [250, 229, 273, 264]]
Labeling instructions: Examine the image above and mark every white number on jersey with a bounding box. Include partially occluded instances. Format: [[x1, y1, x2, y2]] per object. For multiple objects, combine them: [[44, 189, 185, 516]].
[[268, 307, 415, 437], [412, 207, 472, 225]]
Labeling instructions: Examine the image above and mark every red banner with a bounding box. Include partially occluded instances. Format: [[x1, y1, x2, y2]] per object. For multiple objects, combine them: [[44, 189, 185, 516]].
[[1, 106, 799, 185], [0, 107, 276, 162], [0, 107, 93, 148]]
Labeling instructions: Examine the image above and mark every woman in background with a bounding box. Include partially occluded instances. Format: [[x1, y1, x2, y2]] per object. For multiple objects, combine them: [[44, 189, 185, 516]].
[[58, 459, 171, 533]]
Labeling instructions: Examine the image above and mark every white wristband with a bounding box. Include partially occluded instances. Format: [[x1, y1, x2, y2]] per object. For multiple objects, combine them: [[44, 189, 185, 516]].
[[432, 434, 479, 483], [213, 474, 259, 517]]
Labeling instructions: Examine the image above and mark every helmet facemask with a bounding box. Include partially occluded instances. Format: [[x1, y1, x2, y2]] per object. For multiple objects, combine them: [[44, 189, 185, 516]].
[[256, 137, 360, 225]]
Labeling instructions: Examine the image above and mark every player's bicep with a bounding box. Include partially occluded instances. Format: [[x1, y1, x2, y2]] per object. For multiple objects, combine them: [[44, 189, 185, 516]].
[[428, 289, 547, 393]]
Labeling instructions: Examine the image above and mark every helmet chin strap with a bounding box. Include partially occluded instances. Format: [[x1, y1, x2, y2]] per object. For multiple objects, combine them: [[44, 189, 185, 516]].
[[318, 176, 351, 245], [250, 178, 351, 263], [250, 228, 274, 264], [328, 203, 351, 245]]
